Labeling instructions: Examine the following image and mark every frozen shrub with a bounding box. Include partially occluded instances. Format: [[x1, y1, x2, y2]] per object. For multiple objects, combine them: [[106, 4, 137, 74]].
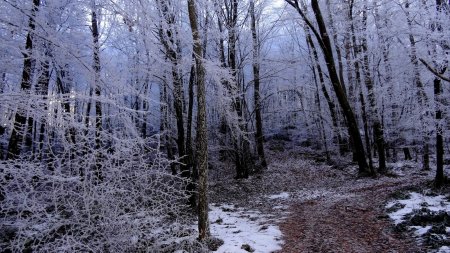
[[0, 139, 198, 252]]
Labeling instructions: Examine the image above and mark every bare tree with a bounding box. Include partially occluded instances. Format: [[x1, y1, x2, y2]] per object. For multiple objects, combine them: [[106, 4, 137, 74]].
[[250, 0, 267, 170], [187, 0, 209, 240], [91, 1, 103, 181], [7, 0, 40, 159], [285, 0, 370, 174]]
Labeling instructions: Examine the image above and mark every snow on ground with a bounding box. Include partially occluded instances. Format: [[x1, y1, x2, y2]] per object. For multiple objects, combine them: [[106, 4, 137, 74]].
[[268, 192, 290, 199], [410, 225, 432, 236], [386, 192, 450, 225], [386, 192, 450, 252], [438, 246, 450, 253], [209, 204, 283, 253]]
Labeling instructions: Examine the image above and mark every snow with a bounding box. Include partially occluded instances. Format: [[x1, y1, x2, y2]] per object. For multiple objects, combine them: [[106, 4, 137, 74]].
[[437, 246, 450, 253], [386, 192, 450, 252], [268, 192, 290, 199], [209, 204, 283, 253], [386, 192, 450, 225], [410, 225, 432, 236]]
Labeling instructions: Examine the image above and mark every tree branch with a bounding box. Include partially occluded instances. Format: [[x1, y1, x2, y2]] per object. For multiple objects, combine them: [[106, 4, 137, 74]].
[[284, 0, 327, 53], [419, 58, 450, 83]]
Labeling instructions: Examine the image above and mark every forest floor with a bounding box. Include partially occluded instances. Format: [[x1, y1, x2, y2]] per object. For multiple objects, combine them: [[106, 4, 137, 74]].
[[209, 144, 438, 253]]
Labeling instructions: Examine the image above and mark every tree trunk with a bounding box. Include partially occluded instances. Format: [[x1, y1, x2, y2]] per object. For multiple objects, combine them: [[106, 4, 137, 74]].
[[35, 49, 51, 158], [405, 1, 430, 171], [91, 3, 103, 181], [433, 0, 446, 187], [325, 0, 345, 92], [7, 0, 40, 159], [435, 76, 444, 187], [250, 0, 267, 170], [360, 89, 374, 174], [309, 45, 330, 161], [157, 0, 187, 177], [361, 7, 386, 173], [187, 0, 209, 241]]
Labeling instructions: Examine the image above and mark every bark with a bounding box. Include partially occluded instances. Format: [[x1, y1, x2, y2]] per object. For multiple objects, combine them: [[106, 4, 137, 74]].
[[187, 0, 209, 241], [250, 0, 267, 170], [361, 7, 386, 173], [157, 0, 187, 177], [186, 62, 197, 206], [309, 46, 330, 161], [403, 148, 412, 160], [325, 0, 345, 92], [186, 62, 195, 165], [55, 65, 76, 146], [433, 0, 446, 188], [360, 89, 374, 174], [374, 2, 396, 160], [224, 0, 252, 178], [7, 0, 40, 159], [35, 50, 50, 158], [435, 76, 444, 187], [405, 1, 430, 171], [347, 0, 364, 162], [142, 52, 150, 139], [160, 78, 176, 175], [91, 4, 103, 181]]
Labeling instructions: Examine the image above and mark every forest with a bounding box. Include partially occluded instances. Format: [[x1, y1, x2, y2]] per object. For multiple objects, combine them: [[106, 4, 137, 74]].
[[1, 0, 450, 252]]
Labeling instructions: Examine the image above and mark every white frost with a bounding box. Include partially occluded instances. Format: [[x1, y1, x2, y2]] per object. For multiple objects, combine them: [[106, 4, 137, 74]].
[[268, 192, 290, 199], [387, 192, 450, 225], [410, 225, 432, 236], [209, 204, 283, 253], [437, 246, 450, 253]]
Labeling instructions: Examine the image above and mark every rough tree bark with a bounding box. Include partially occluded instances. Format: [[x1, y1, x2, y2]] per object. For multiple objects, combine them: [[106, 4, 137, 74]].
[[187, 0, 209, 240], [433, 0, 447, 187], [91, 2, 103, 181], [250, 0, 267, 170]]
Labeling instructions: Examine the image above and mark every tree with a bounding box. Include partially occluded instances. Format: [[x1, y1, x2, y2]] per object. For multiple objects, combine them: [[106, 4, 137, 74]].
[[285, 0, 370, 175], [430, 0, 448, 187], [91, 1, 103, 181], [360, 3, 387, 173], [7, 0, 40, 159], [156, 0, 187, 177], [405, 0, 431, 171], [250, 0, 268, 170], [187, 0, 209, 240]]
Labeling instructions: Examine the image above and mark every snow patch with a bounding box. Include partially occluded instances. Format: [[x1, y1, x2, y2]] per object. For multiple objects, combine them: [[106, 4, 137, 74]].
[[209, 204, 283, 253], [410, 225, 432, 236], [268, 192, 290, 199], [437, 246, 450, 253], [386, 192, 450, 225]]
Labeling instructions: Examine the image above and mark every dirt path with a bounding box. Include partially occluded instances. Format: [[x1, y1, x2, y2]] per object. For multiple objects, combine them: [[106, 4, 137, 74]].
[[277, 170, 427, 253], [209, 150, 430, 253]]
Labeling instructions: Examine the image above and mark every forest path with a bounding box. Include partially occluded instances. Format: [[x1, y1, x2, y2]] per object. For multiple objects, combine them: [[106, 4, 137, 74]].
[[276, 156, 428, 253], [209, 150, 431, 252]]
